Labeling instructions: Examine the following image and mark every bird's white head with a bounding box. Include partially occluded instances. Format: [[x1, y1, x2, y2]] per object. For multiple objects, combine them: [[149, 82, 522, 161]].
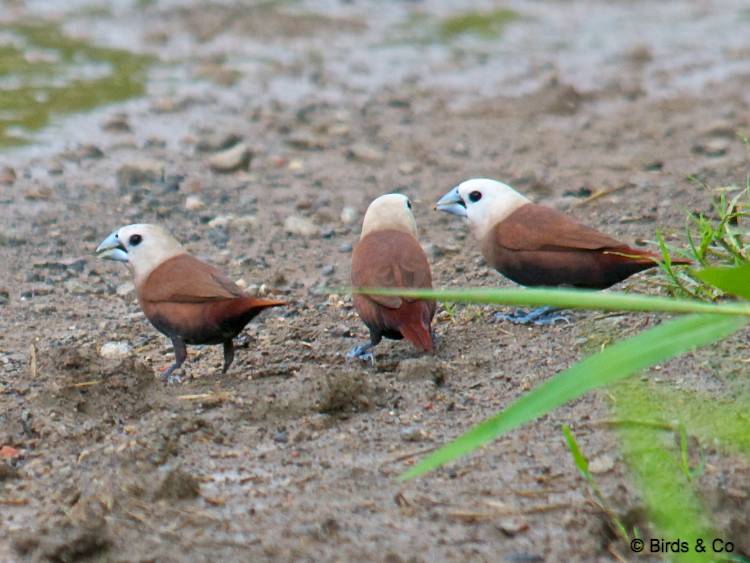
[[435, 178, 529, 240], [96, 223, 186, 286], [360, 193, 418, 239]]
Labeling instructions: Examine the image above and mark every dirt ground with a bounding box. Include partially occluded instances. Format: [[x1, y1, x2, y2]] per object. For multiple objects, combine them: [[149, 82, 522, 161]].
[[2, 1, 750, 561]]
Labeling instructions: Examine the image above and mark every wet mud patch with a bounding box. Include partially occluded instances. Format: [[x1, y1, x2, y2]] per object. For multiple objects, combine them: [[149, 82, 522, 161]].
[[175, 3, 366, 42], [0, 22, 151, 147]]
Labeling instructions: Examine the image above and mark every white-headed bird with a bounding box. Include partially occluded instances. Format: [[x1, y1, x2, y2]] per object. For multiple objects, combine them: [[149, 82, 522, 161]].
[[96, 224, 284, 380], [436, 178, 689, 324], [349, 194, 436, 361]]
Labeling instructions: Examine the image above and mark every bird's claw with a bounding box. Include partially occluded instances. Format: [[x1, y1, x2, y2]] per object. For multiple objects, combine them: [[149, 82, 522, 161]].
[[346, 343, 375, 364], [492, 307, 570, 326], [161, 367, 184, 384]]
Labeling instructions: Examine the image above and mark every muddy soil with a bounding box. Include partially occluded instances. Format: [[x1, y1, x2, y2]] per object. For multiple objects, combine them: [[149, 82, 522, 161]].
[[1, 1, 750, 561]]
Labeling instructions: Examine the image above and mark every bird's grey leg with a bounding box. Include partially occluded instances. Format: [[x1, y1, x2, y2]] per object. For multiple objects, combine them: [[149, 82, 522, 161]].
[[347, 329, 381, 364], [493, 306, 570, 326], [430, 330, 440, 348], [222, 340, 235, 374], [162, 337, 187, 384]]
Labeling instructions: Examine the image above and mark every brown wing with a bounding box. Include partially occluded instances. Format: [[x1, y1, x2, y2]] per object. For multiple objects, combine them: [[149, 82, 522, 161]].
[[351, 230, 432, 309], [494, 203, 626, 252], [140, 254, 244, 303]]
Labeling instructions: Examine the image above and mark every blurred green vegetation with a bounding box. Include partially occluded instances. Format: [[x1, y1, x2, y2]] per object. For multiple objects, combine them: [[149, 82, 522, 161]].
[[657, 181, 749, 300], [439, 9, 520, 39], [390, 8, 520, 45], [0, 22, 152, 148]]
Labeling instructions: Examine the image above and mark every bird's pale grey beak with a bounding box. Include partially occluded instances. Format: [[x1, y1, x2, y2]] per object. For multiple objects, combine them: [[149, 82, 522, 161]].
[[435, 186, 467, 217], [96, 231, 128, 261]]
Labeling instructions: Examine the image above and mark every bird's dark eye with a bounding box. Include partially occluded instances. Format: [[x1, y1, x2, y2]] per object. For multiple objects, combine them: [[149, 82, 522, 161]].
[[407, 200, 412, 209], [468, 191, 482, 203], [129, 234, 143, 246]]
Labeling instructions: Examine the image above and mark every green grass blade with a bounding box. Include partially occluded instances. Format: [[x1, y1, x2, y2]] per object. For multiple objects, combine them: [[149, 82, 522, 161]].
[[353, 286, 750, 316], [563, 425, 631, 543], [400, 314, 748, 480], [562, 425, 590, 478], [693, 262, 750, 300]]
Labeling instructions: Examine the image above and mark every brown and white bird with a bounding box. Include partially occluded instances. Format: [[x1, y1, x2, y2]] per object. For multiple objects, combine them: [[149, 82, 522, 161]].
[[436, 178, 689, 324], [96, 224, 284, 381], [349, 194, 436, 361]]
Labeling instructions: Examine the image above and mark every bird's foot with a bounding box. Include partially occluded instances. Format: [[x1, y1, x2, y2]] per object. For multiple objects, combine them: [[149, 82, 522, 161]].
[[346, 342, 375, 364], [166, 372, 183, 384], [234, 334, 252, 349], [492, 306, 570, 326], [160, 365, 184, 384], [430, 330, 440, 348]]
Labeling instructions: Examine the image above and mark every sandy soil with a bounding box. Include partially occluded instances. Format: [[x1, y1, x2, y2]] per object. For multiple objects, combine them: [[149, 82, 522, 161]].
[[1, 1, 750, 561]]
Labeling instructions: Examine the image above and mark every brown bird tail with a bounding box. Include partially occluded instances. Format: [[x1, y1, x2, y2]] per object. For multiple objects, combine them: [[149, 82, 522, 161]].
[[400, 322, 434, 353], [383, 301, 434, 353], [605, 248, 692, 266], [241, 297, 286, 311]]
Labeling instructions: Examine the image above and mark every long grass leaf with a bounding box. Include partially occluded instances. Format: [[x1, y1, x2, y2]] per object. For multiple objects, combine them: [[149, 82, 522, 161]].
[[400, 314, 748, 479], [354, 287, 750, 316]]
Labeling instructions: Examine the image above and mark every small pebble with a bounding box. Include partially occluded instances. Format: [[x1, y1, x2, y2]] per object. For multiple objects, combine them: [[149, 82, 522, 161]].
[[116, 160, 164, 189], [196, 131, 242, 153], [185, 195, 205, 211], [347, 143, 385, 163], [78, 145, 104, 160], [284, 216, 317, 237], [339, 242, 353, 253], [589, 454, 615, 474], [287, 133, 327, 150], [208, 215, 257, 230], [0, 166, 17, 185], [497, 517, 529, 536], [273, 430, 288, 443], [99, 341, 132, 359], [208, 143, 252, 173], [288, 159, 304, 171], [330, 324, 352, 338], [102, 113, 131, 132], [340, 206, 357, 225], [692, 138, 730, 157], [47, 160, 64, 175], [400, 426, 429, 442], [63, 280, 88, 294], [116, 282, 135, 297], [398, 161, 419, 175], [450, 142, 469, 156]]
